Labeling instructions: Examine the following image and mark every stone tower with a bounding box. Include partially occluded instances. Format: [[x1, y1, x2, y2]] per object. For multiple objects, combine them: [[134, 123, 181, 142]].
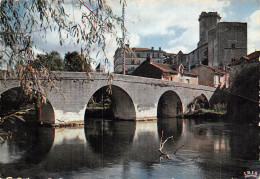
[[198, 12, 221, 47]]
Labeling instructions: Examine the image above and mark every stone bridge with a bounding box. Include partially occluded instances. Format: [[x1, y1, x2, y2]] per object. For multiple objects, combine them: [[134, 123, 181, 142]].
[[0, 72, 216, 125]]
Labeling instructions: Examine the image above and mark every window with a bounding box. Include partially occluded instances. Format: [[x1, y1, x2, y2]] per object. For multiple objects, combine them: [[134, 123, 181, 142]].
[[231, 44, 235, 49], [137, 53, 140, 57], [131, 59, 135, 65], [215, 76, 220, 84], [147, 53, 150, 57], [186, 79, 190, 83]]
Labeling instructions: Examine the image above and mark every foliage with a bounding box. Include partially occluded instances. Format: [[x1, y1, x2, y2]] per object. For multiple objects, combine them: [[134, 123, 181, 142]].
[[64, 51, 92, 72], [212, 103, 227, 113], [0, 0, 123, 102], [33, 51, 65, 71], [0, 88, 30, 112]]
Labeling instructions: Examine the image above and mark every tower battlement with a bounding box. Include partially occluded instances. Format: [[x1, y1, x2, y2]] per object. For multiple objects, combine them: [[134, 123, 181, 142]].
[[199, 11, 221, 21]]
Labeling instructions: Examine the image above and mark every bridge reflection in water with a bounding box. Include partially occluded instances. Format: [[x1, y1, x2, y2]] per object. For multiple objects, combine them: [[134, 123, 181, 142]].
[[0, 118, 259, 178]]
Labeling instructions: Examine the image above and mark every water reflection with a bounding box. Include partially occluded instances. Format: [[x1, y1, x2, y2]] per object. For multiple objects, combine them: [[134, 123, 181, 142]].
[[85, 119, 136, 160], [0, 127, 54, 178], [0, 127, 54, 164], [0, 118, 259, 179], [157, 117, 183, 141]]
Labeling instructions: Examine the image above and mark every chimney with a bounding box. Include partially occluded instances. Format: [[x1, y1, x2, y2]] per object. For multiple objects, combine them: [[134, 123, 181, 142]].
[[151, 47, 154, 50], [159, 47, 161, 51], [146, 56, 151, 64]]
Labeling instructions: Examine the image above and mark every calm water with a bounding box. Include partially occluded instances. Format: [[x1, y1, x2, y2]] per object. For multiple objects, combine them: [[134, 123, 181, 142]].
[[0, 118, 259, 179]]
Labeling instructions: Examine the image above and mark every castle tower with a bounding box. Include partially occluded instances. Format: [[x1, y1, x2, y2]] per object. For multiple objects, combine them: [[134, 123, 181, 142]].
[[198, 12, 221, 47]]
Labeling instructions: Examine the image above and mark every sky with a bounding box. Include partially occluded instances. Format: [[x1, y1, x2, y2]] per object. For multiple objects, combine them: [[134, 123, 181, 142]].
[[32, 0, 260, 72]]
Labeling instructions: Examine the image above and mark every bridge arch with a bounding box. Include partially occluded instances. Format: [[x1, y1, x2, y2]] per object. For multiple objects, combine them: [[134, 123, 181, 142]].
[[157, 90, 183, 118], [85, 85, 136, 120], [0, 87, 27, 112], [199, 93, 210, 108], [0, 87, 55, 125], [186, 93, 210, 113]]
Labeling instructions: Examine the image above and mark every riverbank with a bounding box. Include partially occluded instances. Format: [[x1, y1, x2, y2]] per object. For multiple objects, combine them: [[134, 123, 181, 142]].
[[177, 109, 227, 119]]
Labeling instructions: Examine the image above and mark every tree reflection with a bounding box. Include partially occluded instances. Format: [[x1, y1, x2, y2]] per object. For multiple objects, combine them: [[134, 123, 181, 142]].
[[0, 126, 54, 177], [157, 118, 183, 142], [229, 124, 259, 162], [0, 127, 54, 164], [85, 119, 136, 160]]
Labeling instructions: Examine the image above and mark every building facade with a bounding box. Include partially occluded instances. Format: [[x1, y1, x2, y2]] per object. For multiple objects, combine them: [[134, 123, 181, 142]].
[[208, 22, 247, 67], [132, 59, 198, 85], [114, 45, 164, 74], [191, 64, 229, 88]]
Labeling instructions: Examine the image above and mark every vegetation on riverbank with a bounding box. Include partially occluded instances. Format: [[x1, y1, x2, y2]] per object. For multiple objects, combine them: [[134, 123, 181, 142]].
[[85, 95, 113, 119], [178, 103, 227, 119]]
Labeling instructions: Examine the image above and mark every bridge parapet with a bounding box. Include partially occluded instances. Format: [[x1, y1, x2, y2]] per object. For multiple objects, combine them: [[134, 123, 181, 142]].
[[0, 71, 216, 125]]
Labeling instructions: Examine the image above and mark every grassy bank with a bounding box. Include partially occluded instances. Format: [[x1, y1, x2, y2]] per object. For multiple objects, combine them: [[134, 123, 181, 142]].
[[178, 109, 226, 119], [178, 103, 227, 119]]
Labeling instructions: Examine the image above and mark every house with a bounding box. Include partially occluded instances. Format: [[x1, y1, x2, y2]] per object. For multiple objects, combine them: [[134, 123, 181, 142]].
[[229, 51, 259, 67], [246, 50, 260, 62], [228, 50, 259, 86], [113, 44, 164, 74], [132, 58, 198, 84], [191, 64, 229, 88]]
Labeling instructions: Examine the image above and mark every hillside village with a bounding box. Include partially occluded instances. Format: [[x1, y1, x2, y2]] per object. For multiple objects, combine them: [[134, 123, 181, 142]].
[[113, 11, 259, 88]]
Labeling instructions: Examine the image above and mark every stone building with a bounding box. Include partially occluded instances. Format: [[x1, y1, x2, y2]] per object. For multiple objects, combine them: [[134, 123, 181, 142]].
[[114, 45, 164, 74], [191, 64, 229, 88], [132, 58, 198, 84], [208, 22, 247, 67], [176, 12, 247, 69]]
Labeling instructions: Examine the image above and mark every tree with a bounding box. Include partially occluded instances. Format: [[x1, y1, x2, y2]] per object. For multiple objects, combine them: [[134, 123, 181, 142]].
[[34, 51, 65, 71], [64, 51, 92, 72], [0, 0, 123, 99]]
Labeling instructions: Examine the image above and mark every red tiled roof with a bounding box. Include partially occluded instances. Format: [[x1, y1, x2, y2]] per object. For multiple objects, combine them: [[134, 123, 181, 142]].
[[229, 59, 242, 66], [131, 47, 151, 51], [247, 51, 260, 60], [150, 63, 178, 73], [150, 62, 198, 77], [194, 64, 228, 75], [229, 51, 259, 66]]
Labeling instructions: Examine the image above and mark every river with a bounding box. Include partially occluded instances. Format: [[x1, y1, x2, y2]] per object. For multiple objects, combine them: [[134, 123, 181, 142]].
[[0, 118, 259, 179]]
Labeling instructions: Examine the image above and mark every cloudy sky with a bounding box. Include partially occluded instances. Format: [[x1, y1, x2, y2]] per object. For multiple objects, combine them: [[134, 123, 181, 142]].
[[33, 0, 260, 71]]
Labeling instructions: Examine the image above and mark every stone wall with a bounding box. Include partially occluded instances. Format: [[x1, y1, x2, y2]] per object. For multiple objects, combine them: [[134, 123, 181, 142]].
[[208, 22, 247, 67], [186, 44, 208, 67], [0, 72, 216, 125], [198, 12, 221, 47], [191, 66, 214, 86]]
